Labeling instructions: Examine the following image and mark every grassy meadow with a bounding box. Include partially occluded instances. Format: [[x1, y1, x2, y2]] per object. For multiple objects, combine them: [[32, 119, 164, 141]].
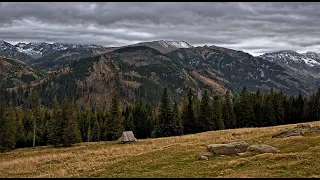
[[1, 121, 320, 178]]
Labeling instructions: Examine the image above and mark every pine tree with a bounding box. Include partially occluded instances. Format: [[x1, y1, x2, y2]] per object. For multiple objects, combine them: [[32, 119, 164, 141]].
[[91, 116, 100, 142], [193, 94, 201, 130], [311, 88, 320, 121], [173, 102, 184, 135], [222, 90, 236, 129], [0, 101, 17, 152], [308, 92, 316, 121], [253, 90, 264, 127], [263, 93, 276, 126], [30, 91, 40, 148], [198, 90, 212, 132], [155, 87, 172, 137], [182, 89, 197, 134], [61, 98, 82, 147], [125, 113, 135, 132], [145, 103, 154, 137], [15, 107, 26, 148], [15, 116, 26, 148], [106, 89, 123, 141], [133, 101, 147, 138], [48, 96, 63, 147], [212, 96, 225, 130], [296, 92, 305, 122], [236, 86, 255, 128], [274, 92, 285, 125]]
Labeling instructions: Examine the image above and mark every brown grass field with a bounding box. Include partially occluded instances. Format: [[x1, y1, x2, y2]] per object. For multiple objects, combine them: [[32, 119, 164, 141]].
[[1, 121, 320, 178]]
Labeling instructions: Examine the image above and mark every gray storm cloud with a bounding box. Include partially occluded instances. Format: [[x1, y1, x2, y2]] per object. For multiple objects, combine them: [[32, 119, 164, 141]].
[[1, 2, 320, 56]]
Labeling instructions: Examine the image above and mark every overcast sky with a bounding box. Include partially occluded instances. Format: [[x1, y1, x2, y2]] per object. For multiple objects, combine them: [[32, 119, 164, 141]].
[[1, 2, 320, 56]]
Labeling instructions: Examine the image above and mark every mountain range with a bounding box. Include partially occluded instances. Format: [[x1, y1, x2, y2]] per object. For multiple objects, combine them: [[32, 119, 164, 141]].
[[0, 39, 319, 108]]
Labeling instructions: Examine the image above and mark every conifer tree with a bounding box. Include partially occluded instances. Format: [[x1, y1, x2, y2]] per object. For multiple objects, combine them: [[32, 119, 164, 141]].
[[15, 107, 26, 148], [183, 89, 197, 134], [48, 97, 62, 146], [311, 88, 320, 121], [274, 92, 285, 125], [198, 90, 212, 132], [15, 116, 26, 148], [173, 102, 184, 135], [296, 92, 305, 122], [253, 90, 264, 127], [222, 90, 236, 129], [30, 91, 40, 148], [155, 87, 173, 137], [236, 86, 255, 127], [263, 94, 276, 126], [91, 116, 101, 142], [212, 96, 225, 130], [125, 113, 135, 132], [0, 101, 17, 152], [106, 89, 123, 140], [61, 98, 81, 146]]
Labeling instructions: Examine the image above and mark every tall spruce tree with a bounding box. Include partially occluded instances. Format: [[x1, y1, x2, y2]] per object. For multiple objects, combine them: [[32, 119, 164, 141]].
[[253, 90, 264, 127], [199, 90, 212, 132], [106, 89, 123, 141], [296, 92, 305, 122], [0, 101, 17, 152], [222, 90, 236, 129], [173, 102, 184, 135], [48, 97, 63, 146], [263, 93, 276, 126], [91, 116, 100, 142], [236, 86, 255, 128], [61, 98, 82, 147], [30, 91, 40, 148], [274, 91, 285, 125], [183, 89, 198, 134], [212, 96, 225, 130], [15, 107, 26, 148], [311, 88, 320, 121], [155, 87, 179, 137]]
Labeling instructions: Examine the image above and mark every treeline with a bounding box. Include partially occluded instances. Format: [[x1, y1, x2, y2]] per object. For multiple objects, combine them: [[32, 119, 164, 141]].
[[1, 86, 320, 152]]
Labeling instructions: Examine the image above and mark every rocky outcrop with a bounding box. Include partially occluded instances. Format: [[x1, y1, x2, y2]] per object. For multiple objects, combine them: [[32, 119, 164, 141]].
[[296, 123, 311, 129], [272, 128, 304, 138], [309, 126, 320, 132], [222, 141, 249, 152], [207, 141, 249, 155], [207, 144, 240, 155], [247, 144, 281, 153], [199, 141, 280, 160]]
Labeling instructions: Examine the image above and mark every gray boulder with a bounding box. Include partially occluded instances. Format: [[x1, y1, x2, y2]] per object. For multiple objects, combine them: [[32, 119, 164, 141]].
[[207, 141, 249, 155], [309, 126, 320, 132], [207, 144, 240, 155], [247, 144, 280, 154], [296, 123, 311, 129], [223, 141, 249, 152], [272, 128, 304, 138]]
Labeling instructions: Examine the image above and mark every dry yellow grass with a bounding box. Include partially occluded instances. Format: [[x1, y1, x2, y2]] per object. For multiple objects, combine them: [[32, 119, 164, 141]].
[[1, 121, 320, 178]]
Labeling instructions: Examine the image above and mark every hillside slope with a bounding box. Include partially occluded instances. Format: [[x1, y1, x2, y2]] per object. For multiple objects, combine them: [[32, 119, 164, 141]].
[[1, 121, 319, 178], [0, 56, 44, 89]]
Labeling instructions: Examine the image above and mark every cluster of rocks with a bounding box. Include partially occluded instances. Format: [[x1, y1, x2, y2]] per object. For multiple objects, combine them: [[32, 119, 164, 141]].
[[197, 141, 280, 160], [197, 123, 319, 160], [272, 123, 320, 138]]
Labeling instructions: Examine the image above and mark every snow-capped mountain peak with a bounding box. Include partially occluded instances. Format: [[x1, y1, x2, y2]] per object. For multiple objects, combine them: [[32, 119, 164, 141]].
[[260, 50, 320, 67], [0, 40, 15, 50], [158, 40, 193, 49]]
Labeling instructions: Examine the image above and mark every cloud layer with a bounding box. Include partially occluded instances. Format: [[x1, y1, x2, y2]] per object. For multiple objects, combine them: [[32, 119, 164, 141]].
[[1, 2, 320, 56]]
